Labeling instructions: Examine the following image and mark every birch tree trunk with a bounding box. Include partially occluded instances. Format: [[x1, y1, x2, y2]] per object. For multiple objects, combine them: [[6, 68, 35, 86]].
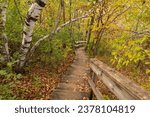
[[29, 0, 64, 57], [17, 0, 47, 71], [0, 0, 10, 62]]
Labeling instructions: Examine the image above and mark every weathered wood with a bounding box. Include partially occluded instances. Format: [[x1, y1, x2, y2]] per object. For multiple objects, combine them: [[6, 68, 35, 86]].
[[51, 48, 91, 100], [51, 83, 90, 100], [90, 58, 150, 100], [90, 63, 134, 99], [91, 70, 96, 83], [74, 44, 85, 48], [75, 41, 87, 44], [88, 78, 103, 100], [74, 41, 87, 48]]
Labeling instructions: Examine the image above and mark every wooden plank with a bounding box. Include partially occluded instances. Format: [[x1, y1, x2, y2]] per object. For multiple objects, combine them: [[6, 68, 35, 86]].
[[91, 70, 96, 82], [74, 41, 87, 48], [88, 78, 103, 100], [51, 48, 91, 100], [74, 44, 85, 48], [90, 63, 134, 100], [75, 41, 87, 44], [90, 58, 150, 99]]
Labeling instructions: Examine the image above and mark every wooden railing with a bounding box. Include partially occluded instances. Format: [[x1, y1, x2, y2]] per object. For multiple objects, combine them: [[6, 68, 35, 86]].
[[74, 41, 87, 48], [89, 58, 150, 100]]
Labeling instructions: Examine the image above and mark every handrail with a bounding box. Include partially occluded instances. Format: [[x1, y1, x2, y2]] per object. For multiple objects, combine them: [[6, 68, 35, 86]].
[[89, 58, 150, 100], [75, 41, 87, 44], [74, 41, 87, 48]]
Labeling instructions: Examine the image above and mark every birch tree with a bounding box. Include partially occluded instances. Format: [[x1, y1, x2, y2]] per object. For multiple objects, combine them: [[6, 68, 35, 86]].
[[11, 0, 92, 72], [16, 0, 48, 71], [0, 0, 10, 62]]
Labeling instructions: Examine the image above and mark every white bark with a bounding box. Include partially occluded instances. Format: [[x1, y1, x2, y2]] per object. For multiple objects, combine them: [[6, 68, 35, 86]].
[[0, 0, 10, 61], [18, 0, 47, 69], [29, 14, 89, 55]]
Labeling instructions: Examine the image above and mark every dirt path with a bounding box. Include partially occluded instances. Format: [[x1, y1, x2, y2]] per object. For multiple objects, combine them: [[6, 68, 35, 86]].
[[51, 47, 91, 100]]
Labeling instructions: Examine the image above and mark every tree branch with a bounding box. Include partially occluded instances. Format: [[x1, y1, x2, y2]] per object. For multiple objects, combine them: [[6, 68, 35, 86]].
[[29, 14, 89, 55], [16, 0, 48, 70]]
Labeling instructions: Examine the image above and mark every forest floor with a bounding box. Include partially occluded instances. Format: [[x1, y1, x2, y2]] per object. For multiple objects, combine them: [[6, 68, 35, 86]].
[[13, 47, 90, 100], [0, 48, 90, 100], [9, 53, 75, 100]]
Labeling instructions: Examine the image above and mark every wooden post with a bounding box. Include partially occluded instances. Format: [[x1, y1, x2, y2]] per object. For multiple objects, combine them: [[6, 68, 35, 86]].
[[89, 67, 103, 100], [90, 58, 150, 100]]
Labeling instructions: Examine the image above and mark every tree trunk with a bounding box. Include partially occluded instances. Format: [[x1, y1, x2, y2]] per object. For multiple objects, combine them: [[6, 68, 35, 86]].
[[93, 27, 105, 56], [85, 14, 95, 50], [29, 0, 64, 57], [0, 0, 10, 62], [61, 0, 66, 23], [93, 0, 105, 56], [90, 17, 100, 54], [53, 0, 64, 34], [69, 0, 75, 51], [16, 0, 48, 71], [84, 19, 89, 40]]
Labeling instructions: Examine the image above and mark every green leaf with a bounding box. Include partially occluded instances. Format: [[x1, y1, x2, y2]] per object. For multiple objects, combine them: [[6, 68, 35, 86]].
[[146, 69, 150, 75], [0, 70, 7, 76], [145, 62, 150, 65]]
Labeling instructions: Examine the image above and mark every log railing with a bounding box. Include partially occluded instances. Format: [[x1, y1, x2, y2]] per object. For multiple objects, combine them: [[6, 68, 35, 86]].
[[89, 58, 150, 100]]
